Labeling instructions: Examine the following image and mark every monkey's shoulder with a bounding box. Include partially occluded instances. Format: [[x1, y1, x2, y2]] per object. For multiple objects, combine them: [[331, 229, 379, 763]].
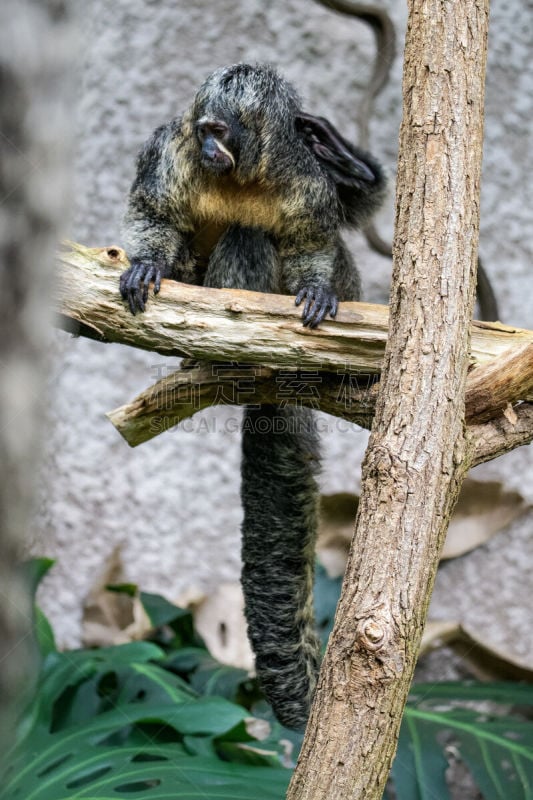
[[132, 117, 191, 196]]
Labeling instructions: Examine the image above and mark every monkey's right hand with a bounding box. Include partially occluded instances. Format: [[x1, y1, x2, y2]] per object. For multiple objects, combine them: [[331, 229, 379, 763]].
[[119, 258, 163, 315]]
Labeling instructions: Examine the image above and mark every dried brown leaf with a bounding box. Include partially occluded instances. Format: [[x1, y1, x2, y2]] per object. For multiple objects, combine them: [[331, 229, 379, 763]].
[[317, 493, 359, 577], [81, 547, 151, 646], [422, 618, 533, 681], [442, 477, 526, 559], [193, 582, 254, 670]]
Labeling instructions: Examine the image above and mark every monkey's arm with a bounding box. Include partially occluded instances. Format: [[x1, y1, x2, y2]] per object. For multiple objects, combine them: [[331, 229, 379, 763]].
[[120, 204, 187, 314], [286, 118, 386, 326], [275, 170, 345, 327], [120, 122, 192, 314]]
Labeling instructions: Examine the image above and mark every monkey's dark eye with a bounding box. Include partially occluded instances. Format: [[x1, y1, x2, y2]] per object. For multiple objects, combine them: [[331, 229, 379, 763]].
[[197, 121, 229, 140]]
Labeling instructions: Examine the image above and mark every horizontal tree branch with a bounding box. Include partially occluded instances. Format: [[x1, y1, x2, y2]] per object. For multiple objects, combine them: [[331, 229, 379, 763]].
[[56, 243, 533, 463], [56, 243, 533, 374], [469, 402, 533, 466], [465, 342, 533, 422], [106, 358, 533, 464], [106, 362, 380, 446]]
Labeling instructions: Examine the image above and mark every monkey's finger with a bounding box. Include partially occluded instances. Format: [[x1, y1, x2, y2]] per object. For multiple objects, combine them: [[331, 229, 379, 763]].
[[119, 268, 132, 297], [296, 287, 315, 326], [330, 296, 338, 318], [308, 299, 329, 328], [127, 290, 137, 315], [302, 290, 317, 324], [142, 266, 156, 305], [129, 281, 143, 314], [303, 300, 315, 323], [124, 263, 147, 313], [135, 284, 146, 313], [295, 288, 307, 307], [124, 263, 143, 294], [153, 268, 162, 294], [125, 264, 138, 288], [129, 287, 144, 313], [124, 275, 140, 314], [307, 287, 329, 327]]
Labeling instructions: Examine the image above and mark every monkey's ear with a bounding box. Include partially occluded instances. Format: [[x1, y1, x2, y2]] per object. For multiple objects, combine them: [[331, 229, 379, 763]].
[[295, 113, 376, 186]]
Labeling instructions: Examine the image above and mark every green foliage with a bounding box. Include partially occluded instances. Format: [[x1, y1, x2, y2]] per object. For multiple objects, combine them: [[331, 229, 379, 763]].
[[4, 646, 289, 799], [313, 563, 343, 649], [2, 563, 292, 800], [4, 560, 533, 800], [392, 682, 533, 800], [22, 558, 57, 659]]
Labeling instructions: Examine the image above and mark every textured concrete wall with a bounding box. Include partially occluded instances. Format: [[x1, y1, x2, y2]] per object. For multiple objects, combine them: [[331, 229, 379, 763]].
[[34, 0, 532, 670]]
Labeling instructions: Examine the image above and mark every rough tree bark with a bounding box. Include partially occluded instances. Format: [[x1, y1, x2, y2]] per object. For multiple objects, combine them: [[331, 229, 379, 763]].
[[54, 246, 533, 459], [286, 1, 490, 799], [0, 0, 75, 755]]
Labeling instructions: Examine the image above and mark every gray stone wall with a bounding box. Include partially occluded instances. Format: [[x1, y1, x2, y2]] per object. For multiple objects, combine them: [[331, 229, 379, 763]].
[[34, 0, 532, 675]]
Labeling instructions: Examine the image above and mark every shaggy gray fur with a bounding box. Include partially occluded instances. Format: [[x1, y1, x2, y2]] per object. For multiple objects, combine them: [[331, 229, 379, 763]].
[[120, 63, 385, 729]]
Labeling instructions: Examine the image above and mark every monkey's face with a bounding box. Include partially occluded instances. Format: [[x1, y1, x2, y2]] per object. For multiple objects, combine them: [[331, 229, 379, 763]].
[[195, 115, 240, 176], [191, 64, 301, 184]]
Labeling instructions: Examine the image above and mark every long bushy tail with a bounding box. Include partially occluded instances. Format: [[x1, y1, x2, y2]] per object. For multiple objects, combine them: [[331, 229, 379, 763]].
[[240, 404, 322, 730]]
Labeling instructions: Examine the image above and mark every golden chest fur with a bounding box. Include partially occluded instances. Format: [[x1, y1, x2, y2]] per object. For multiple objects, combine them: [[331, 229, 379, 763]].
[[189, 180, 287, 259], [192, 181, 284, 233]]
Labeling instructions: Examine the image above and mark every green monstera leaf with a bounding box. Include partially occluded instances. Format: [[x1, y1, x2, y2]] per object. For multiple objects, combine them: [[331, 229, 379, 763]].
[[3, 641, 290, 800], [392, 682, 533, 800]]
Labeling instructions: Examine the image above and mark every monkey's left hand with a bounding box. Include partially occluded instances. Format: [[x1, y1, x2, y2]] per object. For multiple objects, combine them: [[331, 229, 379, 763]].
[[295, 284, 338, 328]]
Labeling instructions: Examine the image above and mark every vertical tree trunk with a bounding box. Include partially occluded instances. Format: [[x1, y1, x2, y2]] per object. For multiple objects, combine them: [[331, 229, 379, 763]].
[[0, 0, 75, 753], [287, 2, 489, 798]]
